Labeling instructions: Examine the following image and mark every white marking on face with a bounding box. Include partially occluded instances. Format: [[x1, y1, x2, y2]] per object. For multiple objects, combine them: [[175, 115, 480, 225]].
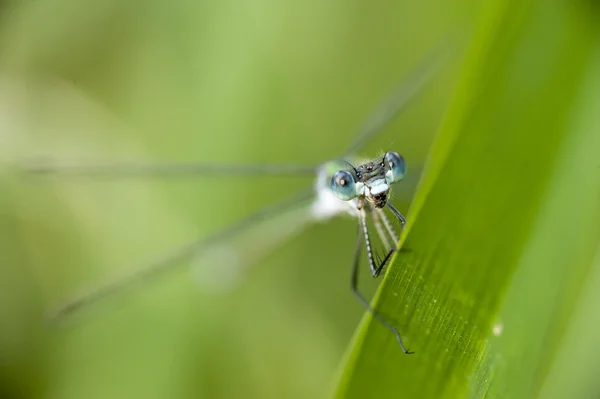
[[355, 182, 366, 196], [368, 179, 389, 195]]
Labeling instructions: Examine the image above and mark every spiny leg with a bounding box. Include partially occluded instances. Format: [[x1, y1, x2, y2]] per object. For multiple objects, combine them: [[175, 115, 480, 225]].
[[351, 210, 412, 354], [372, 210, 393, 253], [376, 208, 399, 244], [386, 202, 407, 226], [358, 208, 392, 277], [22, 160, 318, 178]]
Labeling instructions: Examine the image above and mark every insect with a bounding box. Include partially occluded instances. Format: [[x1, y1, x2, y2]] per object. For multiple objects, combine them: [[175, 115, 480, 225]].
[[26, 43, 450, 355]]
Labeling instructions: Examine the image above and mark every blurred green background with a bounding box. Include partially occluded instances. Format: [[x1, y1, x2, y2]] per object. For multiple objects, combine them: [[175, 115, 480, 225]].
[[0, 1, 475, 398], [0, 0, 598, 398]]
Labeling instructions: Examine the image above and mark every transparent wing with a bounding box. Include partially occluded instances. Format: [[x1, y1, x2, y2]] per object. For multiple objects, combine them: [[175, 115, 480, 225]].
[[36, 36, 447, 321], [22, 159, 318, 178], [49, 188, 316, 321], [192, 191, 317, 293], [344, 35, 462, 156], [20, 37, 460, 180], [48, 160, 424, 321]]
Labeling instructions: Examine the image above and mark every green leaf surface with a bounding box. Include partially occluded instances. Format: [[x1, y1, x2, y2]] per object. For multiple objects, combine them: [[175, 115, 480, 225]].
[[333, 1, 600, 398]]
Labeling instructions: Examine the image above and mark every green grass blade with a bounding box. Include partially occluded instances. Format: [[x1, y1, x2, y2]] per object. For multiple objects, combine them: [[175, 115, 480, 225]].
[[332, 1, 600, 398]]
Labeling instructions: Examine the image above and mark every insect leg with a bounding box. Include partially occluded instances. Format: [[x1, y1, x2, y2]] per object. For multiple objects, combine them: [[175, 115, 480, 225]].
[[358, 209, 393, 277], [351, 211, 412, 354], [372, 210, 393, 253], [386, 202, 406, 225], [376, 208, 399, 245]]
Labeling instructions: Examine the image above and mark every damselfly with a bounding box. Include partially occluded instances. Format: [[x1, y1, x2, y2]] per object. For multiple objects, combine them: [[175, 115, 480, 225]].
[[25, 43, 452, 354]]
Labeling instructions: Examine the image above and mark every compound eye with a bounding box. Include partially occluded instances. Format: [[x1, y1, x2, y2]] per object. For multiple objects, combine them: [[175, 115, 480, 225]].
[[385, 151, 406, 183], [330, 170, 358, 201]]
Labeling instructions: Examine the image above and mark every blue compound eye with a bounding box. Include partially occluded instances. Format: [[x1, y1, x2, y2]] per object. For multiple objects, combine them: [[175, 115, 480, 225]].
[[385, 151, 406, 184], [330, 170, 358, 201]]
